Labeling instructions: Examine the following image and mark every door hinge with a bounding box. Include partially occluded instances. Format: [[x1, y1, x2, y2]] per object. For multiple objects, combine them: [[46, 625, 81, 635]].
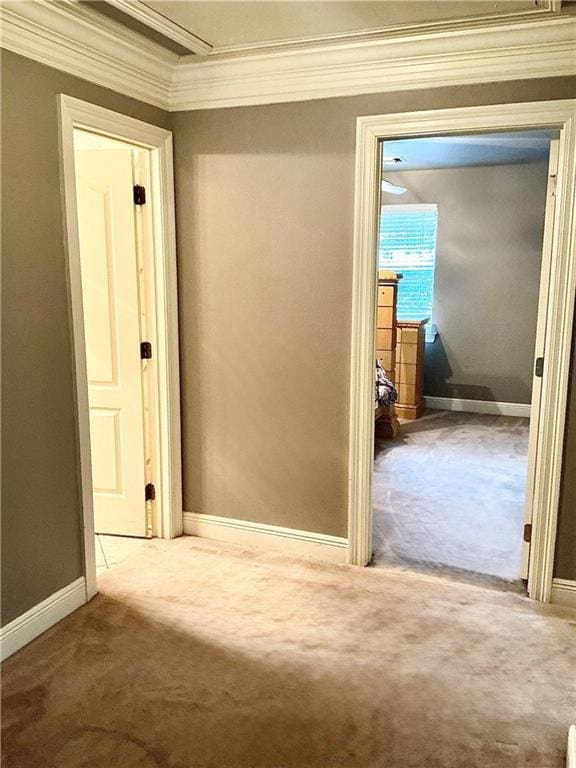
[[549, 173, 557, 198], [535, 357, 544, 378], [145, 483, 156, 502], [523, 523, 532, 543], [133, 184, 146, 205], [140, 341, 152, 360]]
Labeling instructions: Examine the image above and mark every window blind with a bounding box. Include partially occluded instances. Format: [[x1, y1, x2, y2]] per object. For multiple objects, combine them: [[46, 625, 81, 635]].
[[379, 204, 438, 321]]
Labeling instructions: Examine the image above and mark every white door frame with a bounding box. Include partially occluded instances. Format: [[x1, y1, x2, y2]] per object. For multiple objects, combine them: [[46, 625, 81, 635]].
[[58, 95, 182, 600], [348, 99, 576, 602]]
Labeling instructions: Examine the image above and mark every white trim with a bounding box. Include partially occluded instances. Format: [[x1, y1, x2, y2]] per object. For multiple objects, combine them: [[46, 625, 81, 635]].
[[171, 16, 576, 111], [348, 112, 380, 568], [550, 579, 576, 610], [425, 397, 531, 418], [521, 139, 560, 580], [0, 0, 174, 109], [348, 101, 576, 607], [0, 3, 574, 111], [568, 725, 576, 768], [58, 96, 182, 601], [0, 578, 86, 662], [183, 513, 348, 565], [528, 106, 576, 603], [105, 0, 212, 56]]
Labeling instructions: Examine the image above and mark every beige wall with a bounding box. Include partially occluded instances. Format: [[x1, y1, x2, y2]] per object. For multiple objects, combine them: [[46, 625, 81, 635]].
[[172, 77, 575, 542], [385, 162, 549, 404], [0, 51, 171, 626]]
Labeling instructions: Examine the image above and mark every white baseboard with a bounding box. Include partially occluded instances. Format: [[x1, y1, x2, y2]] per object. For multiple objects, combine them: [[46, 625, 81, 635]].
[[0, 577, 87, 662], [568, 725, 576, 768], [183, 512, 348, 564], [425, 396, 531, 418], [550, 579, 576, 610]]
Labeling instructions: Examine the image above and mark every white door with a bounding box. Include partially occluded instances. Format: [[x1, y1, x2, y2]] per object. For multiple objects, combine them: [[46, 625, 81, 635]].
[[75, 146, 148, 537], [520, 138, 560, 579]]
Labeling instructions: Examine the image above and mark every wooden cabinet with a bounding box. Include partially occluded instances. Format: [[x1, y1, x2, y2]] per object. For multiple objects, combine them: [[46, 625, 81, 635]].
[[375, 271, 401, 439], [375, 271, 399, 381], [394, 319, 428, 419]]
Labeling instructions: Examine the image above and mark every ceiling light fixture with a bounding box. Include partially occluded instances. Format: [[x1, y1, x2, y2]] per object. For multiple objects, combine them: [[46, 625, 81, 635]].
[[381, 179, 407, 195], [381, 156, 407, 194]]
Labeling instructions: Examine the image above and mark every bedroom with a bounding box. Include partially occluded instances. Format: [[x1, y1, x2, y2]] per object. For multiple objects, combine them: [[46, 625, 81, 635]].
[[372, 129, 555, 585]]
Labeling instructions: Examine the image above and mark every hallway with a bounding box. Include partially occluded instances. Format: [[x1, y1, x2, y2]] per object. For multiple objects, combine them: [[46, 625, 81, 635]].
[[2, 537, 573, 768]]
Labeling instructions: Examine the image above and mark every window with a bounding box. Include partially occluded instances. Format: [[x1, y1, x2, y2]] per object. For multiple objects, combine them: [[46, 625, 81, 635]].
[[379, 204, 438, 323]]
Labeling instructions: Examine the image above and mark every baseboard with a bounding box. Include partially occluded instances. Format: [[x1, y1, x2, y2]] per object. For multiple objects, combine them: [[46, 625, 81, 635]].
[[183, 512, 348, 564], [567, 725, 576, 768], [550, 579, 576, 610], [0, 577, 86, 662], [425, 396, 531, 418]]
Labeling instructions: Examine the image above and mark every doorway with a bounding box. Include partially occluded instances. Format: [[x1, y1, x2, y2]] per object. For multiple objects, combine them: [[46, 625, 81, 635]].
[[59, 96, 182, 600], [348, 100, 576, 603], [74, 129, 153, 539], [74, 129, 158, 576], [372, 130, 555, 586]]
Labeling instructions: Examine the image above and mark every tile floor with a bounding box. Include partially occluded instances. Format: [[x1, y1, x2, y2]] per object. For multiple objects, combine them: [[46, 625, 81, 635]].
[[95, 534, 150, 576]]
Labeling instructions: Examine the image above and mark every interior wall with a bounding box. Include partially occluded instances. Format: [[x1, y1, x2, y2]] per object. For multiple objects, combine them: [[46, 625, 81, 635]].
[[0, 50, 171, 626], [384, 162, 549, 404], [2, 45, 575, 632], [171, 76, 575, 540]]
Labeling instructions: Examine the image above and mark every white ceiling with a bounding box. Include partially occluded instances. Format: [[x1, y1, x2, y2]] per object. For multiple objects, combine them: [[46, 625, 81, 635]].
[[382, 131, 556, 171], [139, 0, 537, 50]]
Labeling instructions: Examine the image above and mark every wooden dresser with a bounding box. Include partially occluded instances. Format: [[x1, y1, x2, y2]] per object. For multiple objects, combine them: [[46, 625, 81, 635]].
[[375, 271, 401, 438], [394, 319, 428, 420]]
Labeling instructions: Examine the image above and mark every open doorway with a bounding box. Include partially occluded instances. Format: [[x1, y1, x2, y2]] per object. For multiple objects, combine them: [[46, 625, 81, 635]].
[[348, 101, 576, 603], [372, 129, 556, 587], [59, 96, 182, 600]]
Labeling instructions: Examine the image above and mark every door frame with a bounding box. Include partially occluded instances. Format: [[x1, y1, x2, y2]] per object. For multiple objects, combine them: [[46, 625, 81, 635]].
[[348, 99, 576, 602], [58, 95, 182, 600]]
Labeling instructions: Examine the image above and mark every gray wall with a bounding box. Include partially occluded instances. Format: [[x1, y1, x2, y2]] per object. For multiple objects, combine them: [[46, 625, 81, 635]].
[[0, 51, 171, 626], [386, 162, 549, 404], [171, 77, 575, 541]]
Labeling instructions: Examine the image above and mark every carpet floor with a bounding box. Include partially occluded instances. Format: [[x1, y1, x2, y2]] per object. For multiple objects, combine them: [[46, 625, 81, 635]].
[[2, 537, 575, 768], [373, 411, 530, 581]]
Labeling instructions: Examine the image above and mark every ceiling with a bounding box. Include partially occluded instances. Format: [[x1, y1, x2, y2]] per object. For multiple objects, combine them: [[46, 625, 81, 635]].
[[382, 130, 556, 171], [142, 1, 536, 50], [90, 0, 552, 55], [5, 1, 573, 112]]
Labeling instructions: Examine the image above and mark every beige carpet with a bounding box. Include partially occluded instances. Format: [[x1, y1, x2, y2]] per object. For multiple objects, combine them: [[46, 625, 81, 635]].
[[2, 537, 575, 768]]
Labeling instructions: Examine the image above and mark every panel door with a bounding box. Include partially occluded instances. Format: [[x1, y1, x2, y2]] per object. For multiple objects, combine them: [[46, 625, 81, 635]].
[[75, 147, 147, 536]]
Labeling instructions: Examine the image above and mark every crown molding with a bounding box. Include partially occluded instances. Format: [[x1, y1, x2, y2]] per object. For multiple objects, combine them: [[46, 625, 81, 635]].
[[0, 2, 574, 113], [106, 0, 212, 56], [0, 0, 174, 109], [172, 16, 576, 111]]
